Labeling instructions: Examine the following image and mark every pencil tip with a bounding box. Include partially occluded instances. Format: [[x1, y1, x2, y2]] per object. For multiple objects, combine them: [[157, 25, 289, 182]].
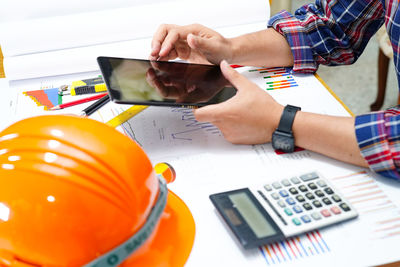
[[49, 106, 60, 110]]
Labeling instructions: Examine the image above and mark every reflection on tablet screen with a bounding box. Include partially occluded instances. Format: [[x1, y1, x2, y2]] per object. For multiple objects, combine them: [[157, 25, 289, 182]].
[[98, 57, 237, 107]]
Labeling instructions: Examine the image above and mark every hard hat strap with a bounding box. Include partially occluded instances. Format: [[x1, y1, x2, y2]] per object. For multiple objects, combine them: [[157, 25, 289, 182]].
[[83, 176, 168, 267]]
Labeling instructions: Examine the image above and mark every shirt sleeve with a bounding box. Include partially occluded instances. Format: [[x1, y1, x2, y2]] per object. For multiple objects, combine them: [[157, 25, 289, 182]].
[[268, 0, 384, 73], [355, 107, 400, 181]]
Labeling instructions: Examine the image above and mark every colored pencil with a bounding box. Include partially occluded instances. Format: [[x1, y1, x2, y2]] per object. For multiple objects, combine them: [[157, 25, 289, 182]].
[[50, 93, 108, 110]]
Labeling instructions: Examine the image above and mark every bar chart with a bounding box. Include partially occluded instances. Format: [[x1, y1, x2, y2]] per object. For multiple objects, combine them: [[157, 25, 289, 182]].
[[249, 67, 298, 91], [259, 230, 330, 265]]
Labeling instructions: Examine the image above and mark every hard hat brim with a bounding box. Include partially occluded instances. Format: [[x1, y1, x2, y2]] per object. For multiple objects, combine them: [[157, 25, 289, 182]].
[[122, 189, 196, 267]]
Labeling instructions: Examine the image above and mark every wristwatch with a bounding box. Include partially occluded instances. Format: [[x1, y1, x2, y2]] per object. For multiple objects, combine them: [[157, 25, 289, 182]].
[[271, 105, 301, 153]]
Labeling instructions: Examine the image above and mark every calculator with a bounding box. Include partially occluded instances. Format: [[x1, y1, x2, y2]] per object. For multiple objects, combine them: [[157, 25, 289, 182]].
[[209, 171, 358, 249]]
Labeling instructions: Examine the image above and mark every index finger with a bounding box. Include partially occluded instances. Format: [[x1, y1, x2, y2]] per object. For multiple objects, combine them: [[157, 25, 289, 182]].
[[151, 24, 202, 60], [150, 24, 176, 59]]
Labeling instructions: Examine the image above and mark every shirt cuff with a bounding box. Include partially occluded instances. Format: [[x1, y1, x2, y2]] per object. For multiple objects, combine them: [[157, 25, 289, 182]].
[[268, 10, 318, 74], [355, 111, 400, 180]]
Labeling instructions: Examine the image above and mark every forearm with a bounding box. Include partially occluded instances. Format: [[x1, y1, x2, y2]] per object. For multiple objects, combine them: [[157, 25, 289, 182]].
[[228, 28, 294, 67], [268, 1, 384, 72], [293, 111, 368, 168]]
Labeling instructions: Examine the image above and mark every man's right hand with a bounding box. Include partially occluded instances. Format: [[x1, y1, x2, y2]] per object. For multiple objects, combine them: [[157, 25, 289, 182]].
[[149, 24, 233, 65]]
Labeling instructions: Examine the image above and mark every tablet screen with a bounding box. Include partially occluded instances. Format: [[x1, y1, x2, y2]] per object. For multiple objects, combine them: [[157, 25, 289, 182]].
[[97, 57, 237, 107]]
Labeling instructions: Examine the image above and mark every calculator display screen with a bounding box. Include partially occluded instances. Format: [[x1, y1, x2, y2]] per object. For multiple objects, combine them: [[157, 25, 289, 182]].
[[229, 192, 277, 238]]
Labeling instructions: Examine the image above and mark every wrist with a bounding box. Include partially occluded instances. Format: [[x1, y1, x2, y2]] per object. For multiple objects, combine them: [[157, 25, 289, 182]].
[[228, 33, 257, 64], [271, 105, 301, 153], [226, 37, 240, 64], [271, 104, 284, 132]]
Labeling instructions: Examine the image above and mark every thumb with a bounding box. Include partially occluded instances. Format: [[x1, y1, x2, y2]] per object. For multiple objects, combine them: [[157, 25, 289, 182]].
[[219, 60, 252, 91], [193, 103, 221, 123]]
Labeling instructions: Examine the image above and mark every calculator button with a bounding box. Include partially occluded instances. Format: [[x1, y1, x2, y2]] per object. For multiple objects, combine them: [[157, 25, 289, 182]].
[[316, 180, 327, 187], [271, 193, 280, 200], [305, 192, 315, 200], [301, 215, 311, 223], [315, 190, 325, 197], [284, 208, 293, 216], [330, 206, 341, 215], [296, 195, 305, 202], [298, 185, 308, 192], [339, 203, 351, 212], [290, 177, 301, 184], [321, 209, 331, 217], [300, 172, 319, 182], [312, 200, 322, 208], [324, 187, 334, 195], [264, 184, 273, 191], [289, 187, 299, 195], [292, 218, 301, 226], [332, 194, 342, 202], [322, 198, 332, 205], [272, 182, 282, 189], [300, 172, 319, 181], [308, 182, 317, 190], [279, 190, 289, 198], [293, 205, 303, 213], [303, 203, 313, 210], [311, 212, 322, 220], [286, 197, 296, 205], [282, 179, 291, 187], [277, 200, 286, 208]]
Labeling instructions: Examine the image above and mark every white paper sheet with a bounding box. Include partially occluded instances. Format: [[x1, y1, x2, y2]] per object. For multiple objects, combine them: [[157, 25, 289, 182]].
[[3, 22, 268, 80], [0, 0, 165, 22], [0, 0, 268, 57]]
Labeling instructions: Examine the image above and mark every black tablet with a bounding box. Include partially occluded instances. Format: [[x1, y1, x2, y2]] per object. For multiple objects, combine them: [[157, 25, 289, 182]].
[[97, 56, 237, 108]]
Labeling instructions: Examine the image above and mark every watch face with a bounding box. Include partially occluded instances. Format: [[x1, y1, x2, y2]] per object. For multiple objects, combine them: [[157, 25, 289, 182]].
[[272, 132, 295, 153]]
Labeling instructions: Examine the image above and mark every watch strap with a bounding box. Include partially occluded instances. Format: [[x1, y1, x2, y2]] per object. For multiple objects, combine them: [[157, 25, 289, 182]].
[[276, 105, 301, 133]]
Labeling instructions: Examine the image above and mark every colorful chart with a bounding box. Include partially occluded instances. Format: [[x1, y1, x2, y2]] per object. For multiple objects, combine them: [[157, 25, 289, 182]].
[[249, 67, 299, 91], [259, 230, 330, 265], [23, 88, 61, 110]]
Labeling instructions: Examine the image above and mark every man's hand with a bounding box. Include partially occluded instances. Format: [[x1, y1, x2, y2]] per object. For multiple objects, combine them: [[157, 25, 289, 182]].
[[150, 24, 233, 64], [194, 61, 284, 144]]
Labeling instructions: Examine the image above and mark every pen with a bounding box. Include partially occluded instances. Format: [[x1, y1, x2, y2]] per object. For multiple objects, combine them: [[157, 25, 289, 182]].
[[80, 94, 110, 116], [50, 93, 108, 110]]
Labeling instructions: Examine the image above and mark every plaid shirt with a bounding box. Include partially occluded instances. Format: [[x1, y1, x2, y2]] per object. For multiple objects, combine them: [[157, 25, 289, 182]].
[[269, 0, 400, 180]]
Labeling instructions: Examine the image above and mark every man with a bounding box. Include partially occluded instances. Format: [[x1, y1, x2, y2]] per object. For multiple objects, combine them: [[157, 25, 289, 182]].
[[149, 0, 400, 180]]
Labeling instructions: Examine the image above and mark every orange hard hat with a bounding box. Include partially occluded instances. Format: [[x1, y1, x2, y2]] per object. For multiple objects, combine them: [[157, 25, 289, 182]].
[[0, 115, 195, 266]]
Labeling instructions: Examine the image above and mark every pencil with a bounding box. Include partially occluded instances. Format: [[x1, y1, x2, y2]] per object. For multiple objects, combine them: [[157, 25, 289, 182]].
[[50, 93, 108, 110], [80, 94, 110, 116]]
